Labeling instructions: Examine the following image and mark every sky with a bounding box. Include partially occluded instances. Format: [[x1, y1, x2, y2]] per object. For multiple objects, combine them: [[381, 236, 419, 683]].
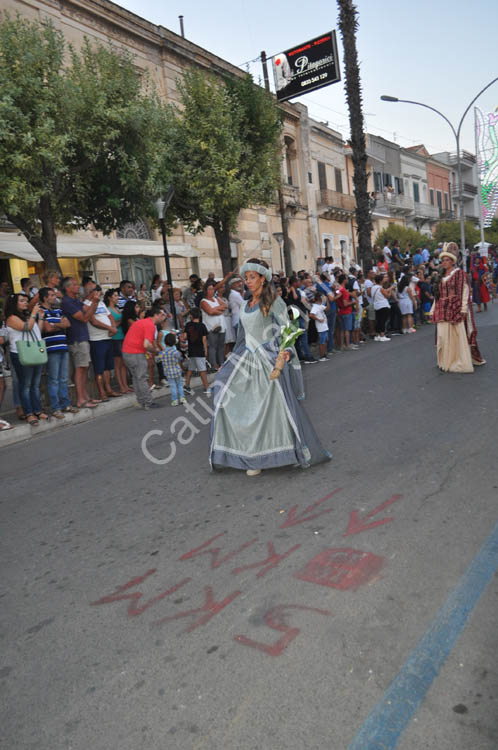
[[117, 0, 498, 155]]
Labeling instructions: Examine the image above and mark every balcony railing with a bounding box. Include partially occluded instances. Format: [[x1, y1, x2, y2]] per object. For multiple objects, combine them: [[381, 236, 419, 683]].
[[316, 189, 356, 212], [282, 183, 301, 201], [448, 151, 476, 167], [439, 209, 455, 220], [452, 183, 478, 200], [412, 202, 440, 220], [373, 193, 414, 215]]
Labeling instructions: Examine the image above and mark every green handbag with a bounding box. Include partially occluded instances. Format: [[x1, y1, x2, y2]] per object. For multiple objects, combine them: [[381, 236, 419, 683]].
[[17, 326, 48, 366]]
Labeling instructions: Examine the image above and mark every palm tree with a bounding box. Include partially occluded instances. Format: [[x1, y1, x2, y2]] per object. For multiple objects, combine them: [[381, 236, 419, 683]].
[[337, 0, 372, 268]]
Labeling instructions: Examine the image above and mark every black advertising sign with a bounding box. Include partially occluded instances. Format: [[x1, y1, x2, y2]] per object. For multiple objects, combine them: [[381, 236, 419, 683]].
[[272, 31, 341, 103]]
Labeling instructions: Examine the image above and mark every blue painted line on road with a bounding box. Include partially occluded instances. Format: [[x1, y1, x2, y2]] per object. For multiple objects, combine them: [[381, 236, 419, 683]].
[[348, 519, 498, 750]]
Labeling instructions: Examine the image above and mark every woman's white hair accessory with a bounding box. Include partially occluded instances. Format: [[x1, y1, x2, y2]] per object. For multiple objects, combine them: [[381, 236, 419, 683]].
[[240, 262, 272, 282]]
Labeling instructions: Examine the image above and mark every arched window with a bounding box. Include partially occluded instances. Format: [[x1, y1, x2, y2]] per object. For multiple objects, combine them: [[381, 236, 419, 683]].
[[116, 218, 151, 240], [284, 136, 298, 186]]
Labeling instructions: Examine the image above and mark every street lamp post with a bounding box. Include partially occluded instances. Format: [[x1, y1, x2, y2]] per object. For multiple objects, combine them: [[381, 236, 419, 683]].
[[381, 76, 498, 259], [155, 187, 178, 330], [273, 232, 284, 272]]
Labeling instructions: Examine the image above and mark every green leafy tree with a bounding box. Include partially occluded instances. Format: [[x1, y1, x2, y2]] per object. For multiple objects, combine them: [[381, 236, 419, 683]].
[[433, 221, 480, 247], [375, 225, 433, 252], [0, 14, 168, 270], [484, 218, 498, 246], [165, 69, 282, 274]]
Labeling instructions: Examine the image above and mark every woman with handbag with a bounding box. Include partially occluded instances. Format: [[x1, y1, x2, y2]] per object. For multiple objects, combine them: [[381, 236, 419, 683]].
[[5, 293, 49, 426], [201, 282, 227, 370]]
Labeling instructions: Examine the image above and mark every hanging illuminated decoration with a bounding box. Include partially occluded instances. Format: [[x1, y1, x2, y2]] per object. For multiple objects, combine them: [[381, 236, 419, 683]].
[[475, 107, 498, 227]]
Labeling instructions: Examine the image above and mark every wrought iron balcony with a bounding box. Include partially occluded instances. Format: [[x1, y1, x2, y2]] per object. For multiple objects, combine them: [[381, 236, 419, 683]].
[[448, 151, 476, 168], [452, 182, 478, 199]]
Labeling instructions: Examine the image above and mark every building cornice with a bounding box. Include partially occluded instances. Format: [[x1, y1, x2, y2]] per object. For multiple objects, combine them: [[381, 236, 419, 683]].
[[27, 0, 304, 122]]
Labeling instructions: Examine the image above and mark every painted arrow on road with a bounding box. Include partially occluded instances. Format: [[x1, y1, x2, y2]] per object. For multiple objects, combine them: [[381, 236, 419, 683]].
[[344, 494, 403, 537], [280, 488, 342, 528]]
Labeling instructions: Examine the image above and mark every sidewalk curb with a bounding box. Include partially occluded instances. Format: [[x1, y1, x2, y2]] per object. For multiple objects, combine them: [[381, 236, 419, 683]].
[[0, 375, 213, 449]]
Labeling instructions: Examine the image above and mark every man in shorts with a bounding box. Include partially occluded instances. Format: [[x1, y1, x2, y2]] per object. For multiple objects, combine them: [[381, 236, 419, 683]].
[[61, 278, 100, 409], [183, 308, 209, 394]]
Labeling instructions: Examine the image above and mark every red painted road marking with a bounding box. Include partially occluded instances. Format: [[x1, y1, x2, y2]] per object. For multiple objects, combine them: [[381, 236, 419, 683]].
[[280, 488, 343, 528], [90, 569, 191, 616], [179, 532, 258, 568], [179, 532, 225, 560], [152, 586, 242, 633], [343, 494, 403, 537], [294, 547, 384, 590], [234, 604, 332, 656], [231, 541, 301, 578]]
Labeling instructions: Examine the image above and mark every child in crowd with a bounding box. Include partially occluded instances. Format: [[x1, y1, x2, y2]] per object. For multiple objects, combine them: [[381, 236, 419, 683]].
[[350, 287, 362, 346], [309, 292, 329, 361], [156, 316, 172, 385], [159, 333, 186, 406], [184, 308, 210, 394], [177, 330, 189, 362]]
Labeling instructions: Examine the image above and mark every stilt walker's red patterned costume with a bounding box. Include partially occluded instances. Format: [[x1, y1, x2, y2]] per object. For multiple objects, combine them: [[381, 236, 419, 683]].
[[431, 266, 485, 372]]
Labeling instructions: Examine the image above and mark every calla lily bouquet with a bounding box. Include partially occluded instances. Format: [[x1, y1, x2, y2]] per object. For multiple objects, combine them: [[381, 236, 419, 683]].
[[270, 306, 304, 380]]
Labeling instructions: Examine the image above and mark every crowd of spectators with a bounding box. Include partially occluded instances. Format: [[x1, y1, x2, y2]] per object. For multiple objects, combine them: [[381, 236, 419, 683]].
[[0, 241, 496, 431]]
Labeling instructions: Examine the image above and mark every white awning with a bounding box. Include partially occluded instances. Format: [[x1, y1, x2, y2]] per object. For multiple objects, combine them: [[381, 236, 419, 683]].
[[0, 233, 198, 261]]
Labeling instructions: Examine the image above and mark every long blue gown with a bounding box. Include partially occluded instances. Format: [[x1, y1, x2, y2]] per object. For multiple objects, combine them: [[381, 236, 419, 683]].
[[208, 296, 331, 471]]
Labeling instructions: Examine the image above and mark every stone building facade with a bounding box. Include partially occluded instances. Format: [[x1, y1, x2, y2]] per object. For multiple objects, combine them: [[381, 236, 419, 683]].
[[1, 0, 356, 290]]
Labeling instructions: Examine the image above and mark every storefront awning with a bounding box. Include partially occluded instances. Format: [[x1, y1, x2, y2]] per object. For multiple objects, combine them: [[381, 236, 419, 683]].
[[0, 233, 198, 261]]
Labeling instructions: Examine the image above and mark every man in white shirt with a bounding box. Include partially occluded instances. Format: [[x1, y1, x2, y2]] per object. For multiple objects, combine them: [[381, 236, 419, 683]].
[[321, 256, 335, 281], [363, 269, 376, 338], [310, 293, 329, 361], [383, 241, 393, 265], [228, 278, 244, 334], [421, 243, 431, 264], [84, 285, 119, 401]]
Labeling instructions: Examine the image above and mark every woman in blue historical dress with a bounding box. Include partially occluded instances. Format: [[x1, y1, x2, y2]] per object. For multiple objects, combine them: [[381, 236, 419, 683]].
[[209, 259, 331, 476]]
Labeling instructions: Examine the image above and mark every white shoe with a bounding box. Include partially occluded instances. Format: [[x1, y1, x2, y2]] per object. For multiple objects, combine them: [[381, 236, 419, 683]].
[[246, 469, 262, 477], [374, 336, 381, 341], [380, 336, 391, 342]]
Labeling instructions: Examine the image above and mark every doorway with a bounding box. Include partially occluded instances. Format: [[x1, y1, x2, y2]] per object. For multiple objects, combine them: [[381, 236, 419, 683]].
[[119, 257, 155, 289]]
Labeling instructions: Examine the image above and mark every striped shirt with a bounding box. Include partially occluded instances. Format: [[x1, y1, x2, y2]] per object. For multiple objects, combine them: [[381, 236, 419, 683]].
[[42, 306, 68, 352], [117, 293, 137, 310], [159, 345, 182, 379]]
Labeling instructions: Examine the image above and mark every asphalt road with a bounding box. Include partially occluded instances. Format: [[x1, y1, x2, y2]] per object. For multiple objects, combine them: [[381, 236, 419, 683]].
[[1, 310, 498, 750]]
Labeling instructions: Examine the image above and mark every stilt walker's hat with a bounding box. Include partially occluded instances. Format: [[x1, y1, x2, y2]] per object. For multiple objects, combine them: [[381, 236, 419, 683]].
[[440, 242, 457, 263]]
